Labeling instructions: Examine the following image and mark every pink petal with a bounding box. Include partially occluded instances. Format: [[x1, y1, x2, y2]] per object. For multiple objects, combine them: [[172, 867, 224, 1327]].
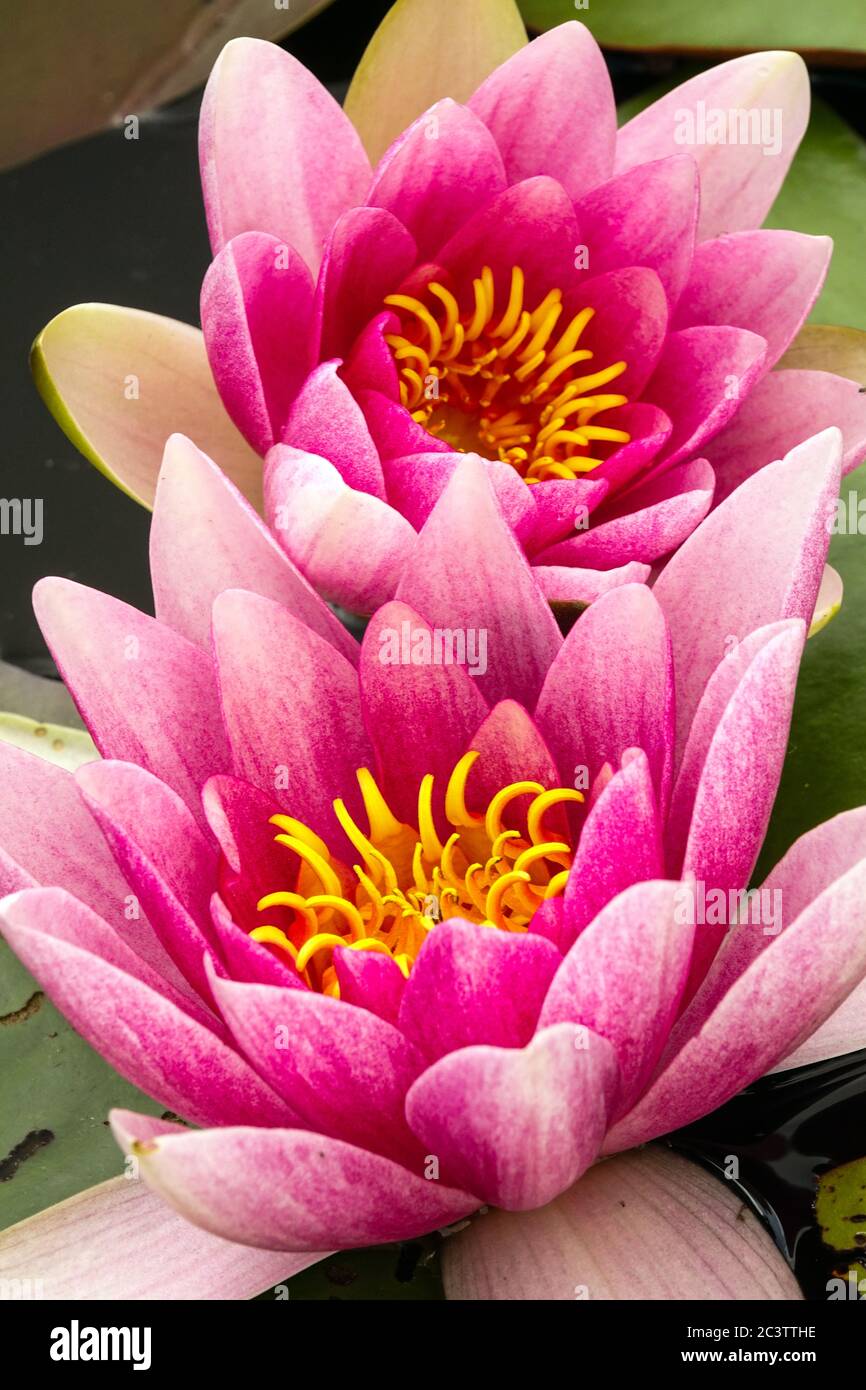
[[436, 176, 580, 303], [653, 428, 842, 751], [574, 155, 699, 305], [358, 601, 488, 824], [33, 578, 229, 824], [264, 445, 415, 613], [670, 807, 866, 1059], [443, 1145, 802, 1300], [537, 459, 714, 570], [199, 38, 371, 273], [314, 207, 417, 361], [645, 326, 767, 470], [405, 1023, 618, 1209], [0, 890, 289, 1129], [535, 583, 674, 810], [333, 948, 406, 1026], [616, 52, 810, 240], [668, 623, 805, 974], [210, 972, 424, 1165], [541, 881, 693, 1115], [151, 433, 357, 661], [367, 99, 506, 258], [557, 751, 664, 951], [605, 855, 866, 1151], [399, 918, 561, 1063], [0, 1170, 326, 1301], [468, 23, 616, 200], [200, 231, 314, 454], [209, 891, 304, 993], [568, 266, 668, 398], [110, 1115, 477, 1251], [211, 588, 372, 849], [281, 361, 386, 497], [75, 760, 221, 1005], [466, 699, 561, 806], [533, 562, 652, 606], [706, 369, 866, 505], [673, 230, 830, 369], [397, 455, 562, 709]]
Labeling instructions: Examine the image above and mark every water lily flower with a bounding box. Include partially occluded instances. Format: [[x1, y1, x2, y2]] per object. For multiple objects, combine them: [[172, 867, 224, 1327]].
[[1, 425, 863, 1299], [32, 4, 866, 615]]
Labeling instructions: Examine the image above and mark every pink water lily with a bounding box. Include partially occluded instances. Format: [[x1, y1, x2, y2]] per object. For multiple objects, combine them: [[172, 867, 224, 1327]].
[[1, 424, 864, 1298], [32, 7, 866, 616]]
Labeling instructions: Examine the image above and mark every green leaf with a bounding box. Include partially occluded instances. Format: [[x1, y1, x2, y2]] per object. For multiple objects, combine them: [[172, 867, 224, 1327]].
[[816, 1156, 866, 1253], [273, 1242, 445, 1300], [756, 460, 866, 876], [519, 0, 866, 57]]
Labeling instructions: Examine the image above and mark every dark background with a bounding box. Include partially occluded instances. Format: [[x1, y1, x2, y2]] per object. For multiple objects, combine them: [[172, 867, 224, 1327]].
[[2, 0, 865, 671]]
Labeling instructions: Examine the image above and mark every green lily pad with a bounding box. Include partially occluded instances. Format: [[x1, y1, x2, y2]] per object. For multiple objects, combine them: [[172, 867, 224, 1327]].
[[519, 0, 866, 57], [816, 1156, 866, 1253]]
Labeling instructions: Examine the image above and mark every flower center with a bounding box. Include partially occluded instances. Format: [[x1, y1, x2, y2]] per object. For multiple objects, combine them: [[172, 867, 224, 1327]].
[[250, 752, 583, 995], [384, 264, 631, 483]]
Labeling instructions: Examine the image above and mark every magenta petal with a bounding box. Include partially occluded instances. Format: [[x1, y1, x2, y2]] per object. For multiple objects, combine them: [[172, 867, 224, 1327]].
[[615, 51, 810, 240], [333, 948, 406, 1026], [468, 23, 616, 200], [706, 369, 866, 505], [199, 38, 371, 273], [605, 856, 866, 1151], [200, 231, 314, 454], [399, 918, 561, 1063], [359, 602, 488, 823], [281, 361, 386, 498], [397, 455, 562, 709], [560, 750, 664, 949], [209, 892, 304, 992], [574, 155, 698, 305], [569, 266, 668, 399], [315, 207, 417, 361], [151, 434, 357, 662], [33, 578, 229, 824], [201, 774, 295, 933], [211, 588, 372, 848], [646, 326, 767, 470], [535, 583, 674, 810], [367, 99, 506, 258], [405, 1023, 618, 1209], [75, 760, 221, 1005], [466, 700, 561, 807], [538, 459, 714, 570], [541, 881, 693, 1115], [357, 388, 451, 462], [210, 972, 424, 1165], [109, 1120, 476, 1251], [654, 428, 842, 750], [264, 445, 415, 613], [436, 176, 580, 302], [0, 890, 290, 1129]]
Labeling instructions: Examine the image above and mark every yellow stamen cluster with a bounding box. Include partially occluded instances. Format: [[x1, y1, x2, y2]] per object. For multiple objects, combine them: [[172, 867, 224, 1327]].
[[250, 752, 583, 996], [384, 264, 630, 483]]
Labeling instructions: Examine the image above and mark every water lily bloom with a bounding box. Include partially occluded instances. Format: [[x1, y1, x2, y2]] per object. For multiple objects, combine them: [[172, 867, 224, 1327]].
[[31, 5, 866, 615], [0, 425, 864, 1299]]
